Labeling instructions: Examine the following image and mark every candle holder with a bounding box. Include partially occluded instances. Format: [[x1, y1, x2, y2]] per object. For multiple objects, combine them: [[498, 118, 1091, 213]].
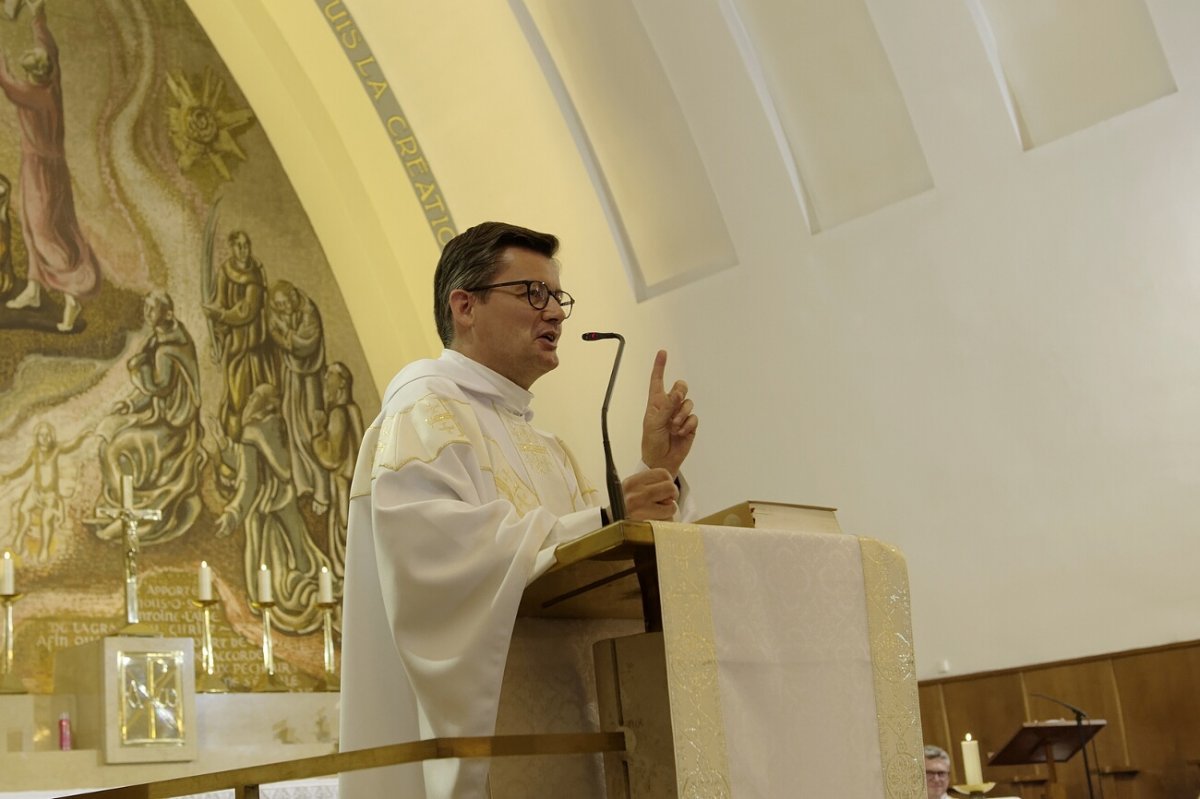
[[0, 592, 26, 694], [191, 598, 229, 693], [250, 601, 288, 692], [313, 601, 340, 692], [953, 781, 995, 798]]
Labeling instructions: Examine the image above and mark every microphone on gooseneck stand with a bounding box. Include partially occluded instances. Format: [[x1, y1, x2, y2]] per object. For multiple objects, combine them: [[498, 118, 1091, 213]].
[[582, 331, 663, 633], [581, 332, 626, 522], [1031, 693, 1097, 799], [1031, 693, 1088, 719]]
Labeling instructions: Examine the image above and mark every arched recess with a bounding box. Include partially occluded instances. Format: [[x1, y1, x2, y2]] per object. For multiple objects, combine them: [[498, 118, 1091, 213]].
[[184, 0, 442, 394]]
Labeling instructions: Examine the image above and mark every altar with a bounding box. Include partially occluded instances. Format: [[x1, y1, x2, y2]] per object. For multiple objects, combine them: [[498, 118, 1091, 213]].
[[0, 692, 339, 797]]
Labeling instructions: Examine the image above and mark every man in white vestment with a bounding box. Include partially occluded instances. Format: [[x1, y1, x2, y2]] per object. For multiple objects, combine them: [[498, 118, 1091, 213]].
[[339, 222, 699, 799]]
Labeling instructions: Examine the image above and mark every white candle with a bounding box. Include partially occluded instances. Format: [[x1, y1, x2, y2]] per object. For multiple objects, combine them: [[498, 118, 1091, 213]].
[[258, 564, 272, 604], [1, 551, 13, 595], [198, 561, 212, 601], [962, 733, 983, 785], [121, 474, 134, 510], [318, 566, 333, 604]]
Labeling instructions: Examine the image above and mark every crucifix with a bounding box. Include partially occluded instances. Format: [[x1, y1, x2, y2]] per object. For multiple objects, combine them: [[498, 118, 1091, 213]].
[[98, 474, 162, 635]]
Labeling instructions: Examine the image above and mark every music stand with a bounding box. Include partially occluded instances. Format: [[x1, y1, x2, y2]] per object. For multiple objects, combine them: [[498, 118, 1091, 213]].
[[989, 720, 1106, 799]]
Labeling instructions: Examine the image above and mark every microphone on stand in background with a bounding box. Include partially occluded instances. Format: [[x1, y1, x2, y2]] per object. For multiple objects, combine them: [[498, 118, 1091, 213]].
[[1031, 693, 1098, 799], [1031, 693, 1088, 719]]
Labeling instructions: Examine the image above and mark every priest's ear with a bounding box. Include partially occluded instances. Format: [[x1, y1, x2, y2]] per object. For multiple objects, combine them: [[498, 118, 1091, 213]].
[[448, 288, 476, 332]]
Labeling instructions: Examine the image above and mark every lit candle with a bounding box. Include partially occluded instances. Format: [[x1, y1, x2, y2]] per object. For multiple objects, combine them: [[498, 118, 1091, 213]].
[[962, 733, 983, 785], [318, 567, 333, 604], [258, 564, 272, 604], [198, 561, 212, 601], [121, 474, 134, 510], [1, 551, 13, 595]]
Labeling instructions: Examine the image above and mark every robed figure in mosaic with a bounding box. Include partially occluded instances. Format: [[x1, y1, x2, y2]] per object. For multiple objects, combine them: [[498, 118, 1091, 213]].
[[204, 230, 277, 445], [0, 0, 101, 331], [311, 361, 363, 578], [267, 279, 329, 512], [94, 292, 205, 544], [215, 383, 331, 634]]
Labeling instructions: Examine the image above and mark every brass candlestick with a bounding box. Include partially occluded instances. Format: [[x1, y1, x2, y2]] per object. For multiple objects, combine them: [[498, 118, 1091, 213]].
[[953, 781, 996, 798], [191, 598, 229, 693], [313, 601, 340, 692], [250, 601, 288, 692], [0, 592, 26, 694]]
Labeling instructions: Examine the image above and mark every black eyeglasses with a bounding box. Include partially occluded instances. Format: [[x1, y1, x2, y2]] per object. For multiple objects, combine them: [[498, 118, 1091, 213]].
[[925, 770, 950, 780], [465, 280, 574, 318]]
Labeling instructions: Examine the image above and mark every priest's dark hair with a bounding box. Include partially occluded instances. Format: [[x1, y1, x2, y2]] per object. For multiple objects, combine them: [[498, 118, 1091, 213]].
[[433, 221, 559, 346]]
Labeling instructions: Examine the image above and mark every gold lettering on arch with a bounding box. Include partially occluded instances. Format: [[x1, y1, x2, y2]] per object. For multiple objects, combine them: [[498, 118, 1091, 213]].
[[314, 0, 456, 246]]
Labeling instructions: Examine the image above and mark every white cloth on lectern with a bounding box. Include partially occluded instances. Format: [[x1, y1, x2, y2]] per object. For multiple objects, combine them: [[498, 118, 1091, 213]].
[[339, 350, 690, 799]]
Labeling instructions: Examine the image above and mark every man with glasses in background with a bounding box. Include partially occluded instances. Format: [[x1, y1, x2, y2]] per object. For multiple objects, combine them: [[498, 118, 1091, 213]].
[[926, 744, 954, 799], [339, 221, 699, 799]]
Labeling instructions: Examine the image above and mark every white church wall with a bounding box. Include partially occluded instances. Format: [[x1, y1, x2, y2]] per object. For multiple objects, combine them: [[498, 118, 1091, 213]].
[[199, 0, 1200, 680]]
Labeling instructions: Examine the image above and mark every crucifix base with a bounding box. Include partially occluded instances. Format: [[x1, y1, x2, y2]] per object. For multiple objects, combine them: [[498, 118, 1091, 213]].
[[114, 621, 160, 638]]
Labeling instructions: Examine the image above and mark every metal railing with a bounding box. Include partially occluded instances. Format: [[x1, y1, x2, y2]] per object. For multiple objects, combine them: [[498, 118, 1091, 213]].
[[61, 731, 627, 799]]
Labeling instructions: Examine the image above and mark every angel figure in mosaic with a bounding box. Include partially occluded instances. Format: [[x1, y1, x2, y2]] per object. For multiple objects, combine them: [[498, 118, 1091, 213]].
[[93, 292, 206, 545], [213, 383, 331, 634], [312, 362, 363, 578], [0, 420, 90, 561]]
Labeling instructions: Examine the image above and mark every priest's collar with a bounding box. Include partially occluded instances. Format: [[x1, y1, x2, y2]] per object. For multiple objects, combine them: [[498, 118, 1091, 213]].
[[439, 349, 535, 417]]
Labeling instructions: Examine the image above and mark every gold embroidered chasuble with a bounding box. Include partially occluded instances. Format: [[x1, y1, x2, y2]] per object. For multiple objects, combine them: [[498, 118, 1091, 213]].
[[339, 349, 603, 799]]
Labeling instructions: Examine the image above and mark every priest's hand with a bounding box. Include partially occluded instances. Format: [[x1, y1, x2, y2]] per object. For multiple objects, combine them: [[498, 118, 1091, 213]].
[[622, 467, 679, 521], [641, 350, 697, 477]]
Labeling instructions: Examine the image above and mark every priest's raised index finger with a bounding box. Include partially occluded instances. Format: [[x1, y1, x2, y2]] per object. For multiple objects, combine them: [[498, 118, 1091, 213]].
[[648, 349, 668, 395]]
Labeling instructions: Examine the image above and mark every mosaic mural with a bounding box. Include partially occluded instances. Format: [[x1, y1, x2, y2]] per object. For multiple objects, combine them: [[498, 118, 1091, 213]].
[[0, 0, 380, 691]]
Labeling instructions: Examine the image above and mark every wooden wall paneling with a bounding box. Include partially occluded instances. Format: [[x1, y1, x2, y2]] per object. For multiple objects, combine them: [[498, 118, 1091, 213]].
[[918, 682, 950, 754], [939, 672, 1031, 788], [1021, 659, 1130, 799], [1111, 645, 1200, 798], [921, 641, 1200, 799]]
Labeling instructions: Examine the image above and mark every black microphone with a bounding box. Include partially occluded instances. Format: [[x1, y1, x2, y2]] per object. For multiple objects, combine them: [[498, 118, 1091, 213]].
[[1031, 693, 1096, 799], [1031, 693, 1088, 718], [582, 332, 626, 522]]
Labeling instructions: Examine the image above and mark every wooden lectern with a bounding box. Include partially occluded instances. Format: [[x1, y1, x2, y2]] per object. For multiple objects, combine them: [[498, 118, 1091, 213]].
[[990, 720, 1107, 799], [511, 510, 925, 798]]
